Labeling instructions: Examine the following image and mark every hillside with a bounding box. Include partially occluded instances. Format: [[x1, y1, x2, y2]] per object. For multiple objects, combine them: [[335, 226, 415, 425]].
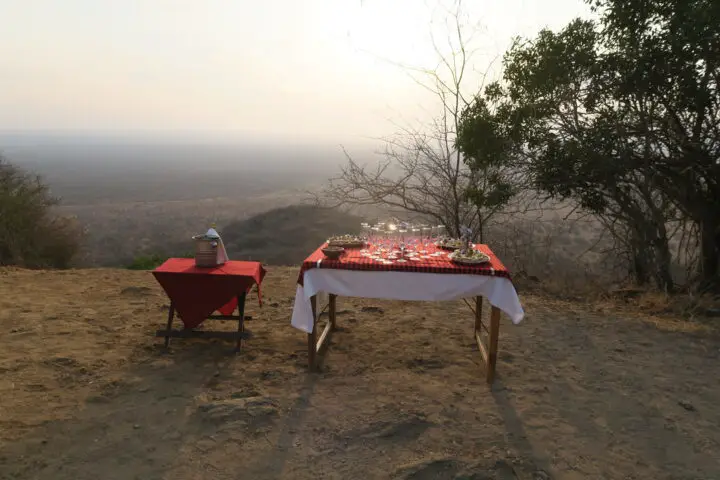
[[221, 205, 363, 265], [1, 267, 719, 479]]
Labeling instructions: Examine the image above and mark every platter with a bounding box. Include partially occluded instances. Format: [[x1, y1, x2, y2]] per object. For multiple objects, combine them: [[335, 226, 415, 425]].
[[435, 238, 465, 251], [327, 234, 365, 249], [448, 249, 491, 266]]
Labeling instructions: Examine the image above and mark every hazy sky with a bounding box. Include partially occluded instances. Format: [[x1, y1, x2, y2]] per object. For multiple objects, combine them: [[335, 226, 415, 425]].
[[1, 0, 591, 145]]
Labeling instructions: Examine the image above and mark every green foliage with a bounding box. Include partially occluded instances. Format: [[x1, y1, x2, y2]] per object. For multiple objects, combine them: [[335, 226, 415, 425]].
[[458, 0, 720, 290], [456, 92, 520, 227], [126, 254, 167, 270], [0, 155, 81, 268]]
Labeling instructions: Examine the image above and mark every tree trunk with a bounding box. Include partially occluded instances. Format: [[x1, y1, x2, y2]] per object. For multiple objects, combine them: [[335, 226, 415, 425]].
[[699, 215, 720, 291], [653, 236, 674, 292], [651, 216, 674, 292], [630, 242, 652, 286]]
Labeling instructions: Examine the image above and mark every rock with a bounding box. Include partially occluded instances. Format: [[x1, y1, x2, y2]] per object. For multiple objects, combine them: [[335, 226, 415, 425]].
[[198, 397, 278, 424], [133, 424, 141, 429], [195, 438, 216, 452], [394, 458, 460, 479], [45, 357, 80, 368], [269, 302, 280, 308], [120, 286, 153, 296], [678, 400, 696, 412], [353, 413, 433, 441], [230, 389, 262, 399], [361, 306, 384, 314], [406, 358, 445, 371]]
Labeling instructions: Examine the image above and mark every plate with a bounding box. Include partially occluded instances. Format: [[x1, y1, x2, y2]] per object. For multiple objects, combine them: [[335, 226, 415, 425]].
[[435, 239, 464, 250], [449, 251, 491, 266]]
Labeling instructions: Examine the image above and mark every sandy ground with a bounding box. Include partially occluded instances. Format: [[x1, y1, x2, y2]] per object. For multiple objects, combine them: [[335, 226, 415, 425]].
[[0, 266, 719, 480]]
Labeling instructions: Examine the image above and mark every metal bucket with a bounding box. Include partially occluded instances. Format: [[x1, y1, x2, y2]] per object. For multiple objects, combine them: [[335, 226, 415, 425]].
[[193, 235, 221, 267]]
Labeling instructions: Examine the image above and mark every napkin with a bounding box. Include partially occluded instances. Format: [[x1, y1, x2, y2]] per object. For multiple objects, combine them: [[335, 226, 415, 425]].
[[206, 227, 229, 265]]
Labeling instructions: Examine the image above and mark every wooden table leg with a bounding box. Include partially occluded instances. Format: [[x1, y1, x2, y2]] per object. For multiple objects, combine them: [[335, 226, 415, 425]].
[[486, 306, 501, 384], [164, 302, 175, 348], [308, 295, 317, 371], [329, 294, 337, 329], [474, 296, 483, 334], [235, 292, 247, 352]]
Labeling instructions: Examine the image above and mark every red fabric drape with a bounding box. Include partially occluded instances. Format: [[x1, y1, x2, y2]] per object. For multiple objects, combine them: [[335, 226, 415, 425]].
[[153, 259, 265, 329]]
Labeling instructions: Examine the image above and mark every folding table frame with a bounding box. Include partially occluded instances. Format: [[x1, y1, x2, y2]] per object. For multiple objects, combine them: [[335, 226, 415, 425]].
[[156, 292, 250, 351], [306, 293, 502, 384]]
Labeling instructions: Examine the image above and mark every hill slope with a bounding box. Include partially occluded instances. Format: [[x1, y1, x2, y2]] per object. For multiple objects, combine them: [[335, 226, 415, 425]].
[[0, 267, 718, 479], [221, 204, 362, 264]]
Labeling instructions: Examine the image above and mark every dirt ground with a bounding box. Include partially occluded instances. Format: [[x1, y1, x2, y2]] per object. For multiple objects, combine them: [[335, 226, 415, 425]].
[[0, 267, 719, 480]]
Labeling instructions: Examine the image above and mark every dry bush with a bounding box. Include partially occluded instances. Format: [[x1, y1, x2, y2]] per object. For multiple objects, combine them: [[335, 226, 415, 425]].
[[0, 156, 82, 268], [485, 213, 622, 299]]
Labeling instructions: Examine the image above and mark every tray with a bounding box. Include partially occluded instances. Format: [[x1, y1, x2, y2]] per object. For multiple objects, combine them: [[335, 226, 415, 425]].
[[449, 252, 491, 266], [327, 240, 364, 249]]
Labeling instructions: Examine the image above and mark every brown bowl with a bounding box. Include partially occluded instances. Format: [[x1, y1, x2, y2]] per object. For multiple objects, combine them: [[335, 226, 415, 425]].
[[322, 246, 345, 260]]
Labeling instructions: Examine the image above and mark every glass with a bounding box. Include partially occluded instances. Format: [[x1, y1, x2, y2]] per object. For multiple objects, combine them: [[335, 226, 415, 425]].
[[360, 222, 370, 240], [436, 225, 446, 239], [370, 226, 380, 250], [410, 227, 420, 251], [420, 226, 431, 253], [398, 225, 408, 243]]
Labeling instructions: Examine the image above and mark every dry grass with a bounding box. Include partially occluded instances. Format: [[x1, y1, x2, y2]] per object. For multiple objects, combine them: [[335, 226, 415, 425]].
[[1, 266, 719, 479]]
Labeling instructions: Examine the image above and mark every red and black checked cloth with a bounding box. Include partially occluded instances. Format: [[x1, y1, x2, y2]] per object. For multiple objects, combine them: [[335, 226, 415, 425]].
[[297, 243, 511, 285]]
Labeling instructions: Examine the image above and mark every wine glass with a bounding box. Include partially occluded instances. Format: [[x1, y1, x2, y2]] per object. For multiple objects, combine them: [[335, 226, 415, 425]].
[[420, 225, 431, 252], [410, 227, 420, 252], [436, 225, 446, 240], [370, 226, 380, 251], [360, 223, 370, 252], [398, 224, 408, 243]]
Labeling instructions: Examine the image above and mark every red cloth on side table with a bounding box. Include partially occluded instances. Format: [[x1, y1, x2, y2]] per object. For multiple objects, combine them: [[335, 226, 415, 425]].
[[153, 258, 266, 329]]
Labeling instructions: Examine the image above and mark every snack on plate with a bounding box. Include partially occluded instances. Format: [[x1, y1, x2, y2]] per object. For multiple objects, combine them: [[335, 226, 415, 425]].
[[435, 237, 465, 250], [327, 234, 365, 248], [449, 249, 491, 265]]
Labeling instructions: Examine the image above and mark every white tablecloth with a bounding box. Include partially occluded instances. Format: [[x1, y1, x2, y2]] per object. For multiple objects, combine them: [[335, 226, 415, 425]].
[[291, 269, 525, 333]]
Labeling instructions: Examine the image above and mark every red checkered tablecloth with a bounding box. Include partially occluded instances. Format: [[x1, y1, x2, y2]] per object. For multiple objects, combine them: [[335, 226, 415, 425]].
[[298, 243, 510, 285]]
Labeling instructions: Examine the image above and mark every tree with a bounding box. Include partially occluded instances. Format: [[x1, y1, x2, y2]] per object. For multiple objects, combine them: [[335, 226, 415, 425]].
[[593, 0, 720, 289], [0, 155, 81, 268], [320, 1, 519, 241], [458, 0, 720, 290]]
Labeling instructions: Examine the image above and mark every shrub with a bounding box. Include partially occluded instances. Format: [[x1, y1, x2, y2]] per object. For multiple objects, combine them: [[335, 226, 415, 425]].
[[0, 155, 82, 268]]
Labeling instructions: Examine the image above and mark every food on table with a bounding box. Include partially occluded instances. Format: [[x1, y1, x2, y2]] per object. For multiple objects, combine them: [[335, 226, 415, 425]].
[[327, 234, 365, 248], [322, 246, 345, 259], [435, 237, 466, 250], [449, 249, 491, 265]]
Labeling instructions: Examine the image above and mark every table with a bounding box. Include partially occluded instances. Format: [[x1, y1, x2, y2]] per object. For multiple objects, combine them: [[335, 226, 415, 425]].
[[291, 244, 524, 383], [153, 258, 266, 351]]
